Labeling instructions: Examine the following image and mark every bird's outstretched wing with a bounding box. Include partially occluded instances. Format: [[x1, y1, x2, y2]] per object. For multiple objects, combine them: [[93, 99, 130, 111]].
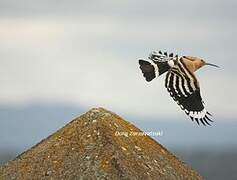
[[165, 65, 213, 126]]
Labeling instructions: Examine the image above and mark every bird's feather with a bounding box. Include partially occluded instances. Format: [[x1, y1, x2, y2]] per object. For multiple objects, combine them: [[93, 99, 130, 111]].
[[165, 61, 213, 126], [138, 60, 156, 82], [149, 50, 178, 62], [138, 59, 171, 81]]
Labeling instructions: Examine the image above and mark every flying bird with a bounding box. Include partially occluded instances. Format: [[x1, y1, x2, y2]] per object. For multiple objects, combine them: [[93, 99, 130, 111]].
[[139, 50, 219, 126]]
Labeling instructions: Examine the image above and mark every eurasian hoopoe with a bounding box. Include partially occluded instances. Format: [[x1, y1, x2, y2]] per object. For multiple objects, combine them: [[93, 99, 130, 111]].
[[139, 50, 219, 126]]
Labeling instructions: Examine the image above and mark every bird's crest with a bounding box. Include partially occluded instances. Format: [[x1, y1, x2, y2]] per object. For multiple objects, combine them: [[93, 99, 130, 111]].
[[149, 50, 178, 62]]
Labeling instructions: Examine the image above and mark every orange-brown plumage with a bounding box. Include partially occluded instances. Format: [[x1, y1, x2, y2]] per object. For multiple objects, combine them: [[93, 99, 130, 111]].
[[182, 56, 219, 73]]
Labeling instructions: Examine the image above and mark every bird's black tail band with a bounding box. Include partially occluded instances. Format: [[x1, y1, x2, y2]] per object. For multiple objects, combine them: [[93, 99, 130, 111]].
[[139, 60, 156, 82]]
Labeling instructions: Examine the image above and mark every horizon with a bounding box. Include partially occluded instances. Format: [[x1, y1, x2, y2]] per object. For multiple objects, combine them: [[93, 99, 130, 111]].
[[1, 103, 236, 152]]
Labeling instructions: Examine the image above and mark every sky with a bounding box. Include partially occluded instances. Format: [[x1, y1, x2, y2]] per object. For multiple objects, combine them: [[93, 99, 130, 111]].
[[0, 0, 237, 120]]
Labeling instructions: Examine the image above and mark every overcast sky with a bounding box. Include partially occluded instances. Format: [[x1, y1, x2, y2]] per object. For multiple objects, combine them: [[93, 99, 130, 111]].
[[1, 0, 237, 120]]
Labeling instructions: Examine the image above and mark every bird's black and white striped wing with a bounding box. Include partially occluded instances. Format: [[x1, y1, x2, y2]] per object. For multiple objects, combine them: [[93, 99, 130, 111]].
[[165, 67, 213, 126]]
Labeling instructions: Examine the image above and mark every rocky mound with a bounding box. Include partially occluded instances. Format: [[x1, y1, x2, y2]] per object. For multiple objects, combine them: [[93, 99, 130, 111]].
[[0, 108, 202, 179]]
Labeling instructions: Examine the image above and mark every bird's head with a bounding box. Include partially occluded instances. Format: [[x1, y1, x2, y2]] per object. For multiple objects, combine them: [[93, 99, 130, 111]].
[[182, 56, 219, 72]]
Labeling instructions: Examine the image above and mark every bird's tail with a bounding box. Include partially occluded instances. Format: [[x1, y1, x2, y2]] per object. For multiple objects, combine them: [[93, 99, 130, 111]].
[[139, 60, 170, 82], [139, 60, 156, 82]]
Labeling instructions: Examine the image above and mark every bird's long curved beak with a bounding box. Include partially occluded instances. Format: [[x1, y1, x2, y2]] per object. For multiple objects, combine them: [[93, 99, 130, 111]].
[[205, 63, 220, 68]]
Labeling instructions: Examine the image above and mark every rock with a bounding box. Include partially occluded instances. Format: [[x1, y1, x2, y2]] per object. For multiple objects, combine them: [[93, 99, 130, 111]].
[[0, 107, 202, 180]]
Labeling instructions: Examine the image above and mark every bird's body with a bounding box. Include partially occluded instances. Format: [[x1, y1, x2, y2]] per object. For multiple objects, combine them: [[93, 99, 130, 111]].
[[139, 50, 219, 126]]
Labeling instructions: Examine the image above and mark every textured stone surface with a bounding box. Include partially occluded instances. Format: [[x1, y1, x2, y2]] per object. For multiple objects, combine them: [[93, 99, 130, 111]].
[[0, 107, 202, 180]]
